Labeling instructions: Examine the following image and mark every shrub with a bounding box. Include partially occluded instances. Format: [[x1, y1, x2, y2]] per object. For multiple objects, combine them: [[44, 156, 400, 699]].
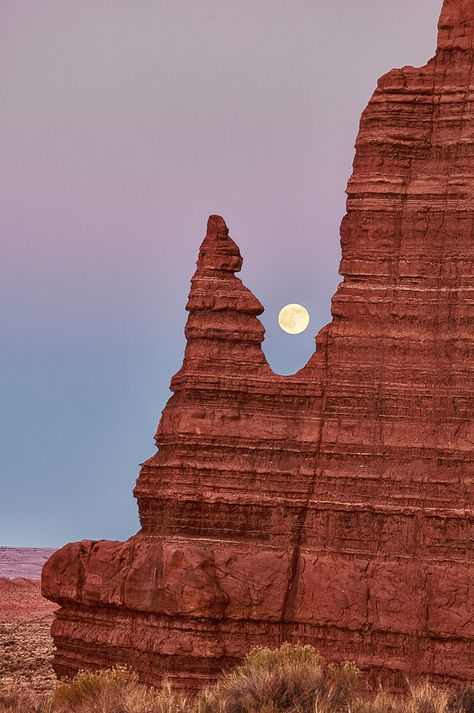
[[53, 667, 189, 713], [353, 690, 401, 713], [407, 681, 450, 713], [53, 666, 137, 709], [216, 642, 360, 713], [2, 646, 474, 713], [449, 688, 474, 713], [353, 681, 471, 713]]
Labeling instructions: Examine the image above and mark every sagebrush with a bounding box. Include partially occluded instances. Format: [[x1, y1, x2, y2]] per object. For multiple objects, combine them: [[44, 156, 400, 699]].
[[1, 644, 473, 713]]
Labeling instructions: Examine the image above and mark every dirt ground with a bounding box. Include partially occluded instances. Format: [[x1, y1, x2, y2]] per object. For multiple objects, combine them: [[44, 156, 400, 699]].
[[0, 578, 57, 694]]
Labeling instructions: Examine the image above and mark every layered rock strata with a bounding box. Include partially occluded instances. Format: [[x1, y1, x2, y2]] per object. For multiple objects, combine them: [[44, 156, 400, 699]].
[[43, 0, 474, 689]]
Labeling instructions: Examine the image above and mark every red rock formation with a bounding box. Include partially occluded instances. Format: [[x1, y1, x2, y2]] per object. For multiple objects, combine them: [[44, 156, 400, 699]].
[[42, 0, 474, 688]]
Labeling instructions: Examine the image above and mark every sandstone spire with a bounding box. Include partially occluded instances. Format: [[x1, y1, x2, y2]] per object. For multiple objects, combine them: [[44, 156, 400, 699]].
[[43, 0, 474, 689], [177, 214, 267, 375]]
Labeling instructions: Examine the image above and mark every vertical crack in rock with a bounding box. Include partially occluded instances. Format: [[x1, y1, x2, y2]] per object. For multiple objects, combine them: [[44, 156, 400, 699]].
[[281, 332, 330, 628], [43, 0, 474, 689]]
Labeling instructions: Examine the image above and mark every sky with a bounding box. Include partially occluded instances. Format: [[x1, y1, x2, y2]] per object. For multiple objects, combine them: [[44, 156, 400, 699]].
[[0, 0, 442, 547]]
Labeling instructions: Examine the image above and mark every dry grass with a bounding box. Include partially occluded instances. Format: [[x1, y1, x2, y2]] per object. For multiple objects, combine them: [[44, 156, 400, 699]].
[[0, 644, 473, 713], [53, 668, 191, 713], [352, 680, 474, 713]]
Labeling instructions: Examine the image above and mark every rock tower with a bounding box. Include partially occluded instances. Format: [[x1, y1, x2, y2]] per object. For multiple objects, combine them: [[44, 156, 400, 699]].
[[43, 0, 474, 688]]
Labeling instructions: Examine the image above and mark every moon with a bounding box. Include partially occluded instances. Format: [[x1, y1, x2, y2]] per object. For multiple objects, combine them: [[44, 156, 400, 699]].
[[278, 304, 310, 335]]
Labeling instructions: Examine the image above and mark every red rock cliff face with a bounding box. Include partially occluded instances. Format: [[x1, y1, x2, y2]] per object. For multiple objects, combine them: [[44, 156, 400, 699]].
[[43, 0, 474, 689]]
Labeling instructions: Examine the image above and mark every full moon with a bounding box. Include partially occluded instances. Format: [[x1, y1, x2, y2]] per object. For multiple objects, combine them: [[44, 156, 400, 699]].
[[278, 304, 310, 335]]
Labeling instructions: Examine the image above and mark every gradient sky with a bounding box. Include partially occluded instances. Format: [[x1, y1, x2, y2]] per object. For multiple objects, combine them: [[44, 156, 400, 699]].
[[1, 1, 442, 547]]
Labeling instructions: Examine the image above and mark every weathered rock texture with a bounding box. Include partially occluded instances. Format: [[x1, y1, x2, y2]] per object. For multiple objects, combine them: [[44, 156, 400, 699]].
[[43, 0, 474, 689]]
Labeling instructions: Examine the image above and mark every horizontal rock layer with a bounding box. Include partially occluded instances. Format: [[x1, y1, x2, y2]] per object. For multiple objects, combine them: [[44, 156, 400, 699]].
[[43, 0, 474, 688]]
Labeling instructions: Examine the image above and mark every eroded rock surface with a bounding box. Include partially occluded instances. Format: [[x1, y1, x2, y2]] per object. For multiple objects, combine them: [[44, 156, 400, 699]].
[[43, 0, 474, 688]]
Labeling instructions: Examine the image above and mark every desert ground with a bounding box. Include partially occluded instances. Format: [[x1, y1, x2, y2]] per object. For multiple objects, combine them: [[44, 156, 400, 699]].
[[0, 548, 57, 694]]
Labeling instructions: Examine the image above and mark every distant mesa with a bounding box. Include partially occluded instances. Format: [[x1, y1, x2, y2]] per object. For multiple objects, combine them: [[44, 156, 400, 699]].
[[0, 547, 57, 580], [43, 0, 474, 690]]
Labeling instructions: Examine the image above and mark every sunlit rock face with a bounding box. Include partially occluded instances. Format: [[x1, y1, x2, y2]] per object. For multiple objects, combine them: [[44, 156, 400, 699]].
[[43, 0, 474, 689]]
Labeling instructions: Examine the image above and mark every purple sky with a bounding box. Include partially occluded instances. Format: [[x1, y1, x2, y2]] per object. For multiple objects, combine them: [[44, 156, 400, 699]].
[[1, 1, 442, 547]]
